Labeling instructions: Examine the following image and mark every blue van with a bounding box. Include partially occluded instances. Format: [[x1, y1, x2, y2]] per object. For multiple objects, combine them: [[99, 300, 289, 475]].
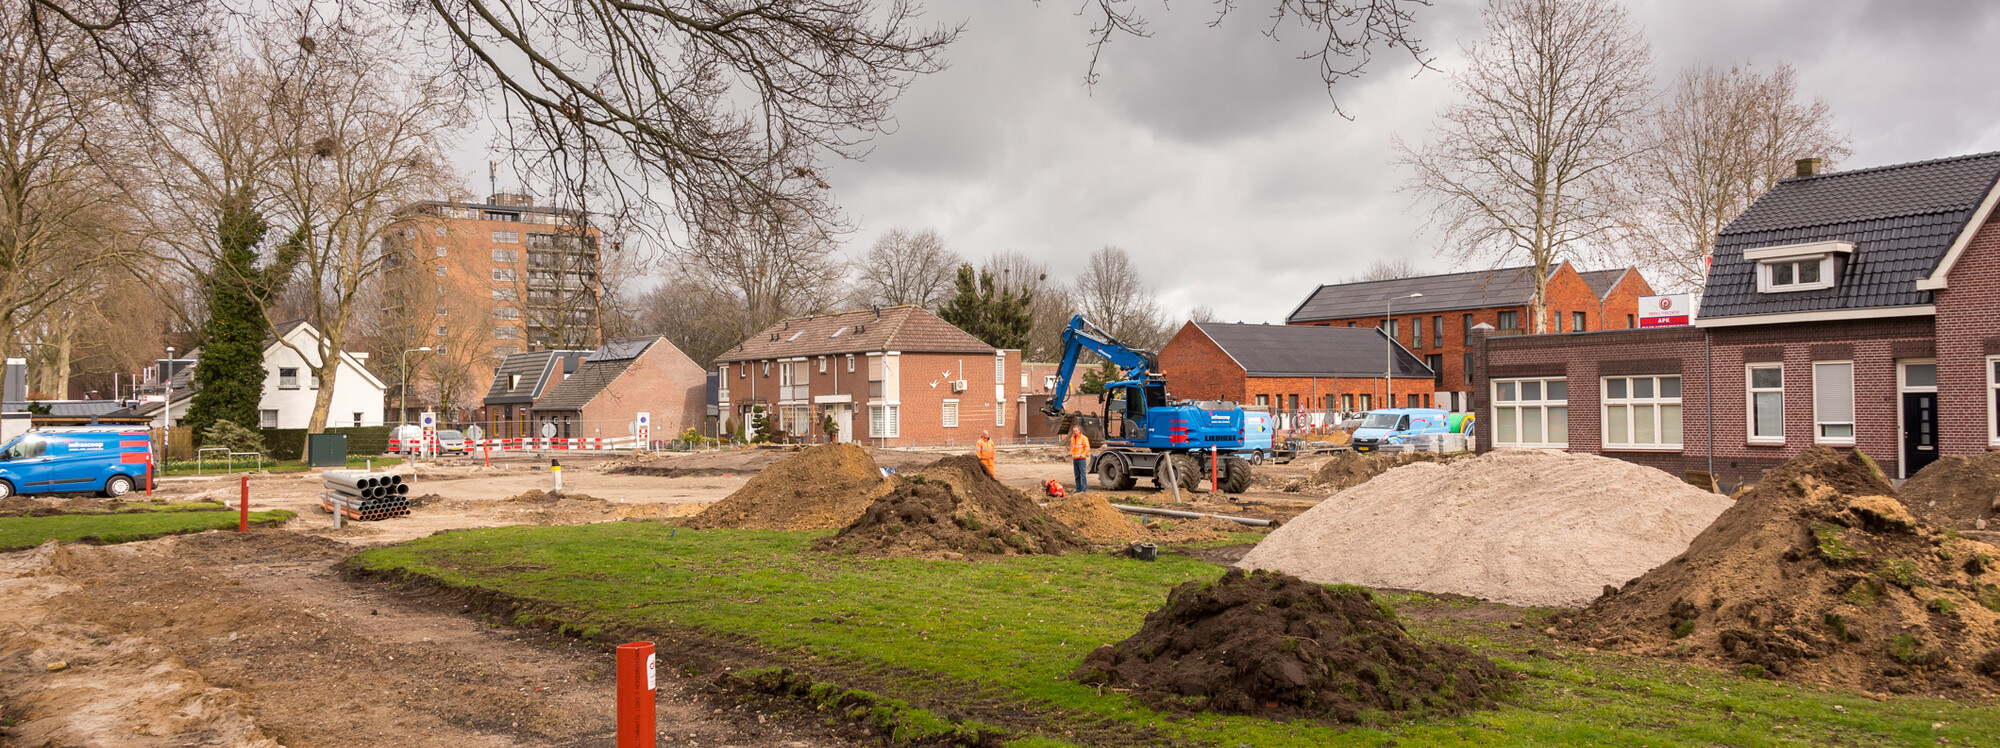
[[1349, 408, 1464, 453], [0, 428, 155, 500]]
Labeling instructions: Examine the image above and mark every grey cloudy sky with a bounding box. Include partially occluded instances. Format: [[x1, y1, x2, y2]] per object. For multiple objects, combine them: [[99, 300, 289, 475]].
[[805, 0, 2000, 325]]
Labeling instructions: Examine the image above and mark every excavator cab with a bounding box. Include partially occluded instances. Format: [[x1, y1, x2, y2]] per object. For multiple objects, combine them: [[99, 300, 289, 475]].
[[1103, 383, 1149, 442]]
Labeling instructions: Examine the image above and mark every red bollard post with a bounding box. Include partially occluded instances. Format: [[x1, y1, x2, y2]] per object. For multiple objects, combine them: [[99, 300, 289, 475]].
[[239, 475, 250, 532], [616, 641, 657, 748], [145, 457, 154, 498], [1210, 445, 1219, 492]]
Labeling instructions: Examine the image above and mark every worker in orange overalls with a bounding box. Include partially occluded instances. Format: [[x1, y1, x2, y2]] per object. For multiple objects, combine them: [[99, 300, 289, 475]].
[[1067, 424, 1091, 494], [975, 430, 997, 478]]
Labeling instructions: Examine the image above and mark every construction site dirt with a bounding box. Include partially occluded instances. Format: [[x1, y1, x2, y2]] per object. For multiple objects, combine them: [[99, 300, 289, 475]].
[[0, 445, 1350, 744]]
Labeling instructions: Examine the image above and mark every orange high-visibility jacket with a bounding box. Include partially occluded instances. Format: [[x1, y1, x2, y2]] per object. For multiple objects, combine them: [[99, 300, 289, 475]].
[[975, 438, 996, 465], [1067, 431, 1090, 459]]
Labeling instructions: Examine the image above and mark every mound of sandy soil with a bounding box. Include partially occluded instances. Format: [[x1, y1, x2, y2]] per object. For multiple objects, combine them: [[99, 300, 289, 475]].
[[1073, 568, 1511, 723], [1902, 453, 2000, 531], [1242, 449, 1732, 607], [1559, 447, 2000, 695], [506, 489, 606, 503], [1311, 451, 1455, 492], [1042, 493, 1253, 544], [683, 444, 894, 531], [817, 455, 1082, 558]]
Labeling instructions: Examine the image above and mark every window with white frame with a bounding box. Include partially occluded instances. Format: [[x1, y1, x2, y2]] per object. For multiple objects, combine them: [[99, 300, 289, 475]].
[[1497, 310, 1519, 330], [1759, 257, 1832, 292], [996, 399, 1005, 427], [492, 230, 519, 243], [279, 367, 299, 388], [1748, 364, 1784, 443], [1813, 361, 1854, 443], [846, 354, 855, 373], [434, 265, 447, 276], [1491, 377, 1567, 448], [818, 357, 827, 374], [942, 399, 959, 428], [259, 409, 278, 428], [1603, 375, 1681, 449], [493, 249, 517, 263], [435, 246, 448, 257], [492, 268, 516, 282], [869, 403, 901, 438], [1989, 356, 2000, 445], [492, 287, 517, 300], [995, 355, 1005, 384]]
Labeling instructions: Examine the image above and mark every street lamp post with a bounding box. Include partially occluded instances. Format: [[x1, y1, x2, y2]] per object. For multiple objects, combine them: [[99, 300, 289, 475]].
[[163, 346, 176, 456], [400, 347, 432, 427], [1384, 293, 1422, 410]]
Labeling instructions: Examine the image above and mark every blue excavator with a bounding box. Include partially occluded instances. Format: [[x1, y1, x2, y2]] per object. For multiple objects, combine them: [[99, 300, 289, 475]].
[[1042, 314, 1254, 493]]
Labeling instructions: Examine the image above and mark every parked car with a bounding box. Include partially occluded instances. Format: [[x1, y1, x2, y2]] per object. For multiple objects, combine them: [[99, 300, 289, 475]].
[[0, 427, 156, 499], [435, 429, 468, 455], [1349, 408, 1460, 453], [389, 425, 424, 453]]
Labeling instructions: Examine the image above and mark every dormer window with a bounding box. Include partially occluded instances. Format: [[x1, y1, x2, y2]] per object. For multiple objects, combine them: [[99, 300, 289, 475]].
[[1748, 240, 1851, 293]]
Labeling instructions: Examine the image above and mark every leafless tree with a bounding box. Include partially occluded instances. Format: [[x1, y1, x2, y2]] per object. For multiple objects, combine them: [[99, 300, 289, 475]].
[[849, 228, 961, 310], [1346, 257, 1425, 282], [677, 183, 848, 341], [1073, 246, 1170, 350], [982, 250, 1070, 361], [259, 20, 470, 432], [1188, 305, 1218, 324], [631, 272, 748, 369], [1395, 0, 1652, 333], [1617, 63, 1850, 292], [0, 3, 141, 377]]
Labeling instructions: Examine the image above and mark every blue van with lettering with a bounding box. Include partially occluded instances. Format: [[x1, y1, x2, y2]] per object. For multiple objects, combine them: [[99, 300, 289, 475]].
[[0, 428, 155, 500]]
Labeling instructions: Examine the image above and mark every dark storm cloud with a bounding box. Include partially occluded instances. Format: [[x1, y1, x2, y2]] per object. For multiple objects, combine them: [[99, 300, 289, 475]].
[[779, 1, 2000, 325]]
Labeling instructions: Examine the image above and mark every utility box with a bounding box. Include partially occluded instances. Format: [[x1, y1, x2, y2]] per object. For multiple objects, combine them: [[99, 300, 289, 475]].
[[306, 433, 348, 467]]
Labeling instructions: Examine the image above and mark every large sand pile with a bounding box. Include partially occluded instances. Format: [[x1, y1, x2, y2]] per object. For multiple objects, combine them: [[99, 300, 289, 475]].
[[817, 455, 1082, 558], [682, 443, 894, 530], [1073, 568, 1512, 723], [1311, 451, 1455, 492], [1560, 447, 2000, 694], [1902, 453, 2000, 531], [1240, 449, 1732, 607]]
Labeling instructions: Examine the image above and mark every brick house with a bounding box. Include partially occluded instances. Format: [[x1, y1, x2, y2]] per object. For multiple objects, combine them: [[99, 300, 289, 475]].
[[475, 348, 591, 438], [1159, 322, 1433, 428], [527, 337, 707, 440], [1286, 262, 1653, 411], [712, 307, 1019, 446], [1472, 152, 2000, 487]]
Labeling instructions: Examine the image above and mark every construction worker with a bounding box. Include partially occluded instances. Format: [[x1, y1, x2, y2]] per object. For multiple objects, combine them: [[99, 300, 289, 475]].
[[975, 430, 997, 478], [1067, 424, 1091, 494]]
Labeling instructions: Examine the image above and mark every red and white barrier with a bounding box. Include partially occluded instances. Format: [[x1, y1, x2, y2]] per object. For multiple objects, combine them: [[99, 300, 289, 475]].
[[464, 436, 640, 452]]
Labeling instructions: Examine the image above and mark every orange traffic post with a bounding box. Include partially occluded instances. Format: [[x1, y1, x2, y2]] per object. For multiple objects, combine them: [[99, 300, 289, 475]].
[[145, 457, 153, 498], [1210, 445, 1219, 492], [239, 475, 250, 532], [616, 641, 657, 748]]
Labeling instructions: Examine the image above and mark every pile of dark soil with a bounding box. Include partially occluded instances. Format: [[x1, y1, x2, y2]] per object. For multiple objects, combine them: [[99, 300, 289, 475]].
[[816, 455, 1082, 558], [1559, 447, 2000, 695], [1312, 451, 1453, 492], [407, 493, 446, 509], [683, 443, 894, 531], [1073, 568, 1511, 722], [1902, 453, 2000, 531]]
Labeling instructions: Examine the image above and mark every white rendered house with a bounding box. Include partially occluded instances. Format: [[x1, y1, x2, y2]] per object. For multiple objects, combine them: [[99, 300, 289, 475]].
[[131, 321, 386, 429]]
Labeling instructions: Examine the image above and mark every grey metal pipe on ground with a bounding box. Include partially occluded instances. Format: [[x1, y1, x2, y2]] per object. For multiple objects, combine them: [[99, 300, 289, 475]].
[[325, 483, 368, 497], [1110, 504, 1275, 527], [322, 472, 375, 490]]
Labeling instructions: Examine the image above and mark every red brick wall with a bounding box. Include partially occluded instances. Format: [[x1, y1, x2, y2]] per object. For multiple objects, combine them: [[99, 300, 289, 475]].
[[1934, 214, 2000, 456], [1295, 307, 1519, 396], [577, 339, 708, 435], [1475, 318, 1939, 488], [1158, 323, 1248, 403], [721, 349, 1019, 446], [1597, 270, 1655, 331], [1158, 323, 1438, 412]]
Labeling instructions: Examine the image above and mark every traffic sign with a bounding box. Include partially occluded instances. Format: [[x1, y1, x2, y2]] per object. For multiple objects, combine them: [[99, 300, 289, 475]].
[[541, 422, 558, 439]]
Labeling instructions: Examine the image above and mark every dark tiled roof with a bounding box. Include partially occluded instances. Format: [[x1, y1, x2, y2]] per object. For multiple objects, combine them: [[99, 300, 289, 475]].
[[714, 306, 994, 363], [1700, 151, 2000, 320], [1578, 269, 1628, 298], [1192, 323, 1432, 378], [1287, 266, 1552, 321], [531, 338, 666, 412], [482, 349, 591, 405]]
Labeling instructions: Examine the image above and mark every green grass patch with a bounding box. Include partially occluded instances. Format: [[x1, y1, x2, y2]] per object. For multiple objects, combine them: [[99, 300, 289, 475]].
[[1810, 522, 1868, 564], [0, 508, 296, 550], [354, 524, 2000, 747], [1875, 559, 1928, 589]]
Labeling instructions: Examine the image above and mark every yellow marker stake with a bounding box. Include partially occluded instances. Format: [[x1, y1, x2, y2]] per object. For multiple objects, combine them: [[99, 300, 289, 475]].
[[551, 459, 563, 495]]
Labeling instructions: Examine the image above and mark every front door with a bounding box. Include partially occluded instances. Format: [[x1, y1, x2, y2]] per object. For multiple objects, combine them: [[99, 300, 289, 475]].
[[834, 405, 853, 443], [1902, 392, 1938, 477]]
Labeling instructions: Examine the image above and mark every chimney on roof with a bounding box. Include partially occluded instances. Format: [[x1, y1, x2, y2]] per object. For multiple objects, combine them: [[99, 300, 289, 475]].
[[872, 305, 880, 320], [1796, 158, 1823, 177]]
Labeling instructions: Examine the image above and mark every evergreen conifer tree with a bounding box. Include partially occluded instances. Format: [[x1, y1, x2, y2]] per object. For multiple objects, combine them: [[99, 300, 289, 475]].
[[182, 188, 299, 441]]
